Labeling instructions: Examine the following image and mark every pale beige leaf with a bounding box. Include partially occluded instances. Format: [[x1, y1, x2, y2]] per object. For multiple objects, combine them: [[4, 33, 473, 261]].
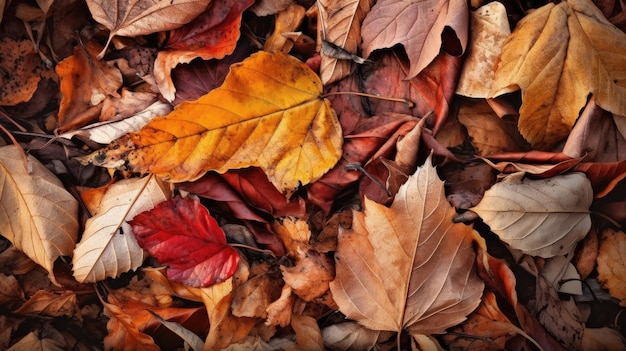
[[330, 156, 484, 335], [72, 175, 171, 283], [249, 0, 292, 16], [596, 228, 626, 306], [148, 310, 204, 351], [14, 290, 80, 318], [318, 0, 373, 85], [488, 0, 626, 149], [456, 2, 510, 98], [60, 101, 172, 145], [471, 172, 593, 257], [0, 145, 79, 285], [86, 0, 211, 39], [322, 322, 394, 351]]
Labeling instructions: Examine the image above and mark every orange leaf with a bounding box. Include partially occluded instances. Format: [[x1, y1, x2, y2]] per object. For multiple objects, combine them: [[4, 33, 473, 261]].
[[82, 51, 343, 194], [597, 228, 626, 306]]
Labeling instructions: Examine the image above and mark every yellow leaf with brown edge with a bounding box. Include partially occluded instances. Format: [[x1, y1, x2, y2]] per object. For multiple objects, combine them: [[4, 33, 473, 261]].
[[80, 51, 343, 194], [489, 0, 626, 149]]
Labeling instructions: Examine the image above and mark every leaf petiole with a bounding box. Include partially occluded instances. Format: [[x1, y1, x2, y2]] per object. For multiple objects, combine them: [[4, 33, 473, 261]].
[[322, 91, 415, 108]]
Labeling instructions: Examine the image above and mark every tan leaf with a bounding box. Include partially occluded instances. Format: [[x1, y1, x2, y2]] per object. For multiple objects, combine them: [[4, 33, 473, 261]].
[[596, 228, 626, 306], [471, 172, 593, 257], [265, 285, 294, 327], [81, 51, 343, 194], [329, 156, 484, 335], [85, 0, 211, 56], [72, 175, 171, 283], [0, 145, 79, 285], [249, 0, 292, 16], [322, 322, 394, 351], [0, 273, 25, 306], [102, 298, 160, 351], [231, 272, 283, 319], [263, 4, 306, 53], [7, 332, 67, 351], [456, 2, 510, 98], [489, 0, 626, 149], [281, 248, 334, 302], [291, 314, 324, 351], [273, 217, 311, 259], [318, 0, 372, 85], [14, 290, 80, 319], [581, 327, 626, 351]]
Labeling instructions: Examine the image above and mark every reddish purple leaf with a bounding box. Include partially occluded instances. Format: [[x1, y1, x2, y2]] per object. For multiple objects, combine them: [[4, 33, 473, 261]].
[[130, 197, 239, 287]]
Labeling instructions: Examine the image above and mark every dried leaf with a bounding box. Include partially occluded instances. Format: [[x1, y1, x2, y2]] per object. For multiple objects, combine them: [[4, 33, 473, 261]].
[[264, 4, 306, 53], [472, 172, 593, 257], [147, 310, 205, 351], [102, 298, 160, 351], [7, 332, 66, 351], [130, 197, 240, 287], [318, 0, 373, 84], [86, 0, 211, 56], [489, 0, 626, 149], [83, 51, 343, 193], [14, 290, 80, 319], [291, 314, 324, 351], [0, 145, 78, 285], [596, 228, 626, 306], [322, 322, 394, 351], [72, 175, 170, 283], [361, 0, 468, 79], [329, 156, 483, 335]]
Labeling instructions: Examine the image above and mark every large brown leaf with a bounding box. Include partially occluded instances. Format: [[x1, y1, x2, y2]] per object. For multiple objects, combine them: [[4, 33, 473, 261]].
[[489, 0, 626, 149], [360, 0, 468, 79], [329, 156, 483, 336]]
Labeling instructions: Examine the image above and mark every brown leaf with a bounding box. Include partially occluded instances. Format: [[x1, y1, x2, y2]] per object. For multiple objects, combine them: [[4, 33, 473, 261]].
[[0, 273, 25, 307], [489, 0, 626, 149], [14, 290, 80, 319], [291, 314, 324, 351], [322, 321, 394, 351], [329, 156, 483, 336], [264, 3, 306, 53], [265, 285, 295, 327], [86, 0, 211, 57], [281, 249, 334, 302], [231, 271, 283, 319], [596, 228, 626, 306], [360, 0, 468, 79]]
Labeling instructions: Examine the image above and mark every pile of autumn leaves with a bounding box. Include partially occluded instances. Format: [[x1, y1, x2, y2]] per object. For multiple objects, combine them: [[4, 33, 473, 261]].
[[1, 0, 626, 349]]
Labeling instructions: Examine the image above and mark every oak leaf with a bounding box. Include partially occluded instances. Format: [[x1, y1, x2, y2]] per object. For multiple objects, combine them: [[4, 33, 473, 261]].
[[596, 228, 626, 306], [489, 0, 626, 149], [0, 145, 79, 285], [86, 0, 211, 57], [329, 157, 484, 336], [130, 197, 240, 287], [72, 175, 170, 283], [471, 172, 593, 257], [83, 51, 343, 194], [360, 0, 468, 79]]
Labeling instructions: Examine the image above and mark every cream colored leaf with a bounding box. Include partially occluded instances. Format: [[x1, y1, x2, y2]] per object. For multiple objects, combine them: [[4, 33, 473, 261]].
[[60, 101, 172, 145], [330, 156, 484, 335], [318, 0, 373, 85], [86, 0, 211, 56], [471, 172, 593, 257], [72, 175, 170, 283], [0, 145, 78, 285], [488, 0, 626, 149], [456, 2, 510, 98]]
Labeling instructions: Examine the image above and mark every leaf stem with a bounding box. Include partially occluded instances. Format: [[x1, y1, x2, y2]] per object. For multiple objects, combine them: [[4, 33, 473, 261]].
[[230, 243, 276, 258], [590, 211, 622, 229], [322, 91, 415, 108]]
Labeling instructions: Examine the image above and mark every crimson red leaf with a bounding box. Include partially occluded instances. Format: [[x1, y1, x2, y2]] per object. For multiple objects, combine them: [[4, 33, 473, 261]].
[[130, 197, 239, 287]]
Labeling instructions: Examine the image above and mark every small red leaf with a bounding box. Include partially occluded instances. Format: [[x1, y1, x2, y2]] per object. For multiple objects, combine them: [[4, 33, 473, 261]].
[[130, 197, 239, 287]]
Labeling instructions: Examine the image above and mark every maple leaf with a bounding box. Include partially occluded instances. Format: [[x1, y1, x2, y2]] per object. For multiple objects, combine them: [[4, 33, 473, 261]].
[[130, 197, 240, 287], [489, 0, 626, 149], [329, 156, 484, 337], [0, 145, 78, 286], [471, 172, 593, 257], [85, 0, 211, 58], [82, 51, 343, 194], [360, 0, 468, 79]]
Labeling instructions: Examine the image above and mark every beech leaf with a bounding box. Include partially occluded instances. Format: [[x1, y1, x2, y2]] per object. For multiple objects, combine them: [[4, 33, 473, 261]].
[[329, 156, 484, 336], [130, 197, 240, 287], [81, 51, 343, 193], [471, 172, 593, 257], [489, 0, 626, 149], [86, 0, 211, 57], [72, 175, 171, 283], [360, 0, 468, 79], [0, 145, 78, 285]]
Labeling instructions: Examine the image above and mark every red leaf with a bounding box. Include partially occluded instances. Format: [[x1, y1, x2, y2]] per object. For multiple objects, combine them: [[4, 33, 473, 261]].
[[130, 197, 239, 287]]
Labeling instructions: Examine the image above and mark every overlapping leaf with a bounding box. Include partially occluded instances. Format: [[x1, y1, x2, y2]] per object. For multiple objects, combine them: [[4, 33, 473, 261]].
[[471, 172, 593, 257], [329, 156, 483, 336], [0, 145, 78, 285], [82, 51, 343, 194], [489, 0, 626, 149]]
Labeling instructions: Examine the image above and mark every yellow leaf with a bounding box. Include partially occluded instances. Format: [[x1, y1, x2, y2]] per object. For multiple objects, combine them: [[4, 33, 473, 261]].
[[489, 0, 626, 149], [82, 51, 343, 193], [72, 175, 171, 283], [596, 228, 626, 306], [0, 145, 79, 286], [329, 156, 484, 336]]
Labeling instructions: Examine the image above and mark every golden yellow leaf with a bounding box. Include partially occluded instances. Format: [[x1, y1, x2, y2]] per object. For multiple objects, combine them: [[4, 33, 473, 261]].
[[0, 145, 78, 285], [329, 156, 484, 336], [489, 0, 626, 149], [82, 51, 343, 193], [596, 228, 626, 306]]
